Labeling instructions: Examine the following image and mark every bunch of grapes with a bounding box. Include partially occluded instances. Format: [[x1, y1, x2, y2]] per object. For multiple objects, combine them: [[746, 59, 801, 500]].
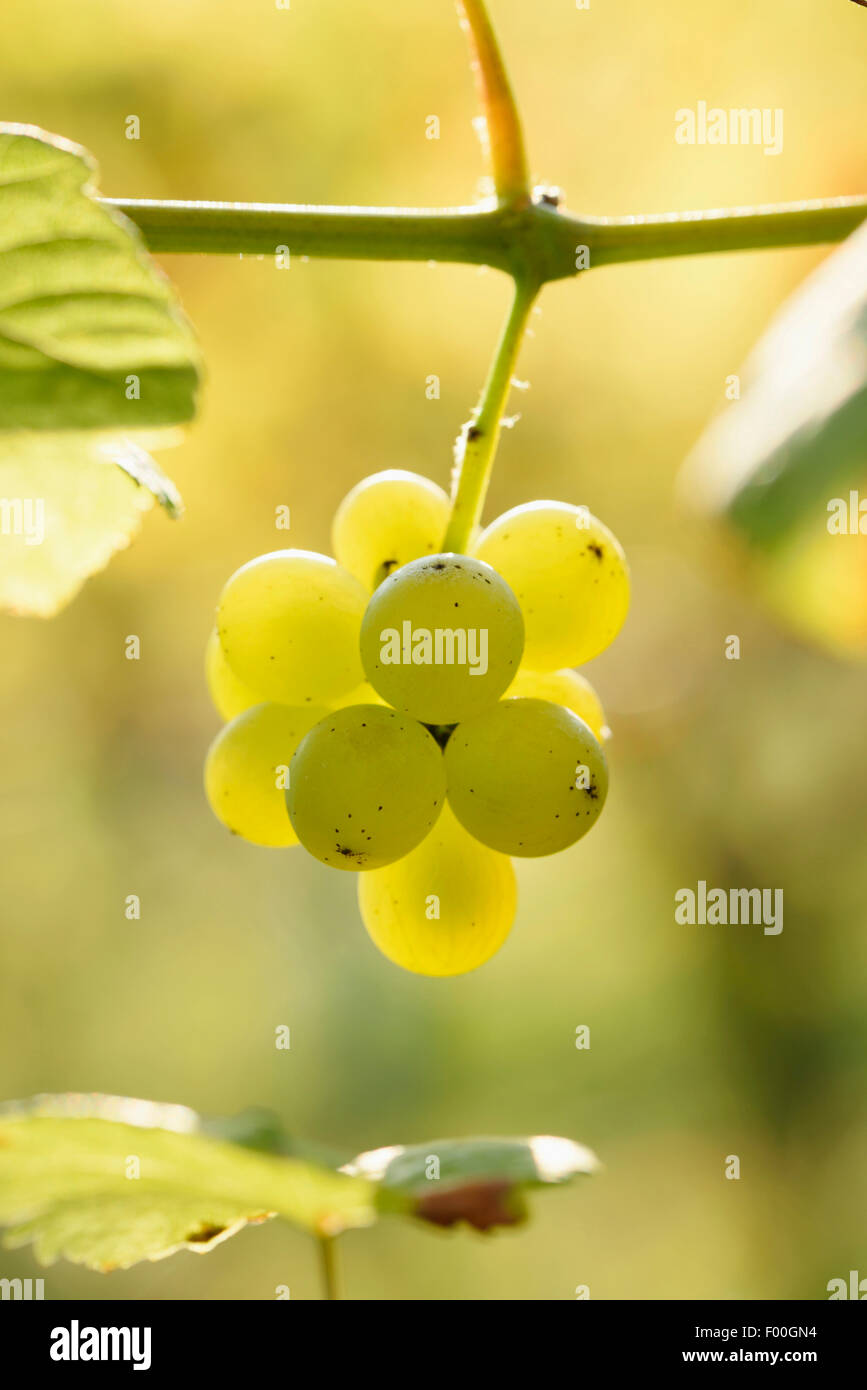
[[205, 471, 629, 976]]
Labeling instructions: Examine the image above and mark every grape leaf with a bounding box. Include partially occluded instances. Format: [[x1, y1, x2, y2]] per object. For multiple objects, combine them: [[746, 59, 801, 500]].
[[0, 1094, 376, 1272], [0, 125, 200, 617], [344, 1135, 600, 1232], [0, 1097, 599, 1273], [0, 125, 200, 431], [0, 432, 181, 617], [681, 218, 867, 551], [679, 219, 867, 652]]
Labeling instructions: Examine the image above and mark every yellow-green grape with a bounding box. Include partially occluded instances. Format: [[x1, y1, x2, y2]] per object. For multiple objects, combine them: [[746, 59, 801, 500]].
[[505, 667, 609, 742], [473, 501, 630, 668], [206, 629, 383, 723], [205, 629, 263, 721], [359, 554, 524, 724], [445, 697, 608, 857], [332, 469, 451, 590], [286, 704, 446, 870], [358, 806, 516, 976], [217, 550, 367, 704], [205, 702, 327, 847]]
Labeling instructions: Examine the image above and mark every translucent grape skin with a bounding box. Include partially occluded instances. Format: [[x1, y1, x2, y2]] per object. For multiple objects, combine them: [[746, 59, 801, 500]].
[[473, 501, 630, 669], [286, 705, 446, 870], [505, 667, 609, 742], [358, 805, 517, 976], [205, 702, 327, 848], [205, 628, 262, 721], [217, 550, 367, 705], [359, 553, 524, 725], [444, 697, 608, 857], [332, 470, 451, 591]]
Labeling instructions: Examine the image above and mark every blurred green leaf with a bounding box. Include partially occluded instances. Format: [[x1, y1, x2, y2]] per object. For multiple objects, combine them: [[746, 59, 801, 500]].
[[0, 125, 199, 618], [681, 219, 867, 551], [0, 431, 181, 617], [345, 1135, 600, 1232], [0, 124, 200, 430], [0, 1094, 376, 1271], [0, 1095, 600, 1274]]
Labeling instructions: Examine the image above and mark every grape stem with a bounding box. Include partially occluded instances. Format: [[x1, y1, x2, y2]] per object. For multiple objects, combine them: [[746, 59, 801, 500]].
[[317, 1234, 341, 1300], [99, 0, 867, 556], [443, 275, 539, 553]]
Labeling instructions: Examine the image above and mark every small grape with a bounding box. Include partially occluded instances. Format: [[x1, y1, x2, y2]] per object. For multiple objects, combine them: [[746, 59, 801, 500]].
[[358, 806, 516, 976], [286, 704, 446, 870], [444, 697, 608, 857], [332, 470, 451, 590], [217, 550, 367, 704], [205, 629, 262, 721], [473, 501, 629, 668], [205, 702, 327, 847], [359, 553, 524, 724], [505, 667, 609, 742]]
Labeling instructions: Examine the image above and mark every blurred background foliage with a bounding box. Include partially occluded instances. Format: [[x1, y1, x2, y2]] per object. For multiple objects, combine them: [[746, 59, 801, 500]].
[[1, 0, 865, 1299]]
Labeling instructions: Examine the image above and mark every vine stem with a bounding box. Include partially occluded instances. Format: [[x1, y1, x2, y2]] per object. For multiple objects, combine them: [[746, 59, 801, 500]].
[[317, 1234, 341, 1300], [577, 195, 867, 267], [457, 0, 531, 206], [106, 196, 867, 280], [100, 0, 867, 567], [443, 275, 540, 553], [104, 199, 511, 268]]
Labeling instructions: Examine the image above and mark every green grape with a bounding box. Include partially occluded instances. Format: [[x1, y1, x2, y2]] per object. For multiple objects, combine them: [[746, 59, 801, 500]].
[[217, 550, 367, 704], [359, 553, 524, 724], [505, 667, 609, 742], [358, 806, 516, 976], [286, 704, 446, 870], [444, 697, 608, 857], [473, 501, 630, 668], [332, 470, 451, 591], [205, 628, 263, 721], [205, 702, 327, 847]]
